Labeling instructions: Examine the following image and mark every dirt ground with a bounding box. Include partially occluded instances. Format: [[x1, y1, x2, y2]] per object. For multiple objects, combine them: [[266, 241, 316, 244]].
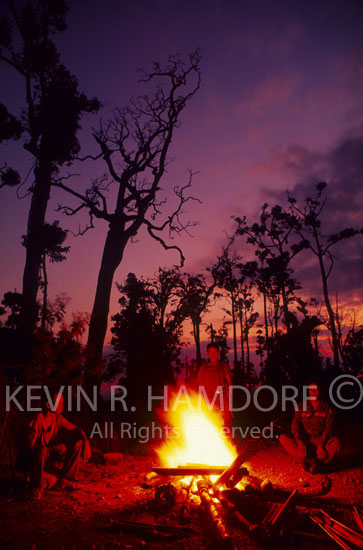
[[0, 429, 362, 550]]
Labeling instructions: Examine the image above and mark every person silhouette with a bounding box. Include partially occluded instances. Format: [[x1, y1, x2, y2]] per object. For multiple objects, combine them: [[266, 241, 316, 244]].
[[195, 343, 233, 429]]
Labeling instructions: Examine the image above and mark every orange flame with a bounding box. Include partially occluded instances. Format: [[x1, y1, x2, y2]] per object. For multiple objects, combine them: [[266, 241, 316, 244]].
[[157, 389, 236, 468]]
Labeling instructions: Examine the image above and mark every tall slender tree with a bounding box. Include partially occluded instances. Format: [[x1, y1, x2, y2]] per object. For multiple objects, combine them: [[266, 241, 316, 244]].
[[178, 272, 215, 366], [287, 182, 362, 369], [0, 0, 99, 355], [236, 282, 258, 371], [211, 247, 242, 369]]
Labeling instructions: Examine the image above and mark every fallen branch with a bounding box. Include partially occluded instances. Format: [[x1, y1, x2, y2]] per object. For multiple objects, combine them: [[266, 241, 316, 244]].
[[197, 478, 232, 544]]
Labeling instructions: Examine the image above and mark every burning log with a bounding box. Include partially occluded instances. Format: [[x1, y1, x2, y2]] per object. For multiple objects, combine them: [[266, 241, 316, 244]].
[[142, 471, 173, 488], [197, 478, 232, 545], [214, 446, 249, 488], [152, 466, 248, 477]]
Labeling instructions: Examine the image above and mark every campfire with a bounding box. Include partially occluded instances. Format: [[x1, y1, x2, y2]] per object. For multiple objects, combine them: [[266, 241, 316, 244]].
[[156, 391, 237, 476], [118, 391, 363, 550]]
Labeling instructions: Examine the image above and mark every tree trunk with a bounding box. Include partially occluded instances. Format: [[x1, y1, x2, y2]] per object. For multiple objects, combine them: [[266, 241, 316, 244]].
[[239, 310, 245, 374], [87, 225, 128, 361], [274, 297, 279, 333], [193, 317, 202, 367], [263, 292, 269, 353], [281, 287, 291, 328], [231, 295, 238, 369], [312, 329, 319, 354], [245, 326, 250, 366], [41, 254, 47, 330], [334, 301, 347, 369], [20, 159, 52, 355], [312, 226, 340, 369]]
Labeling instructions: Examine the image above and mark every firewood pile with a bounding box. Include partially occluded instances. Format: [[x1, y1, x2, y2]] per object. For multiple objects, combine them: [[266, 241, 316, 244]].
[[116, 453, 363, 550]]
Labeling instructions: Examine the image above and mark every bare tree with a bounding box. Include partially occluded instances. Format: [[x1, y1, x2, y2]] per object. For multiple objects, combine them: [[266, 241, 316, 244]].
[[55, 53, 201, 362]]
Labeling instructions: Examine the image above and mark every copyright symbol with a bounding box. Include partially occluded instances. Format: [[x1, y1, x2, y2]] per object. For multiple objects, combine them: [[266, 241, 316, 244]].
[[329, 374, 363, 410]]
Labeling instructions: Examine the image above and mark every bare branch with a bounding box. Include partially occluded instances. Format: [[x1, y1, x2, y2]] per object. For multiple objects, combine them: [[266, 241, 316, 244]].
[[52, 175, 113, 222], [0, 54, 25, 75], [325, 250, 335, 279], [17, 162, 36, 199], [75, 152, 103, 162], [146, 224, 185, 266], [56, 203, 95, 237]]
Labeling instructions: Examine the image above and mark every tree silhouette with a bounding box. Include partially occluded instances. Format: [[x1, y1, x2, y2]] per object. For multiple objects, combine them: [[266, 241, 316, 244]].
[[211, 247, 242, 369], [0, 291, 23, 331], [287, 182, 362, 369], [25, 311, 88, 385], [0, 0, 99, 354], [234, 203, 303, 330], [0, 101, 21, 135], [22, 221, 70, 329], [56, 53, 201, 367], [111, 271, 185, 419], [178, 272, 215, 366], [236, 282, 258, 372], [263, 316, 322, 387], [341, 327, 363, 375]]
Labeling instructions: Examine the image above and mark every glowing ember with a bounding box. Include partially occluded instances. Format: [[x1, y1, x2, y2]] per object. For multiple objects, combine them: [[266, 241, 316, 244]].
[[157, 390, 236, 468]]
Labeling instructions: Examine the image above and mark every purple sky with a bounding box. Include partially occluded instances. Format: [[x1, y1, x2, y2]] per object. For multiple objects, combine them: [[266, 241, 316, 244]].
[[1, 0, 363, 354]]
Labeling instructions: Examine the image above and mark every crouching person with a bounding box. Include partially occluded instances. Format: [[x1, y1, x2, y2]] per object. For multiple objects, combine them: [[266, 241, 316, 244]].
[[24, 391, 91, 499], [280, 381, 341, 474]]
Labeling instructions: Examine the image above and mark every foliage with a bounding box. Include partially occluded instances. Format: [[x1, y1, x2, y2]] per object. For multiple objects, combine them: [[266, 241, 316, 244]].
[[1, 291, 23, 330], [0, 0, 99, 164], [287, 182, 363, 368], [0, 292, 88, 385], [110, 270, 186, 417], [24, 313, 88, 385], [234, 203, 303, 331], [263, 316, 322, 386], [178, 272, 215, 365], [341, 327, 363, 375], [0, 102, 22, 143], [0, 0, 100, 346]]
